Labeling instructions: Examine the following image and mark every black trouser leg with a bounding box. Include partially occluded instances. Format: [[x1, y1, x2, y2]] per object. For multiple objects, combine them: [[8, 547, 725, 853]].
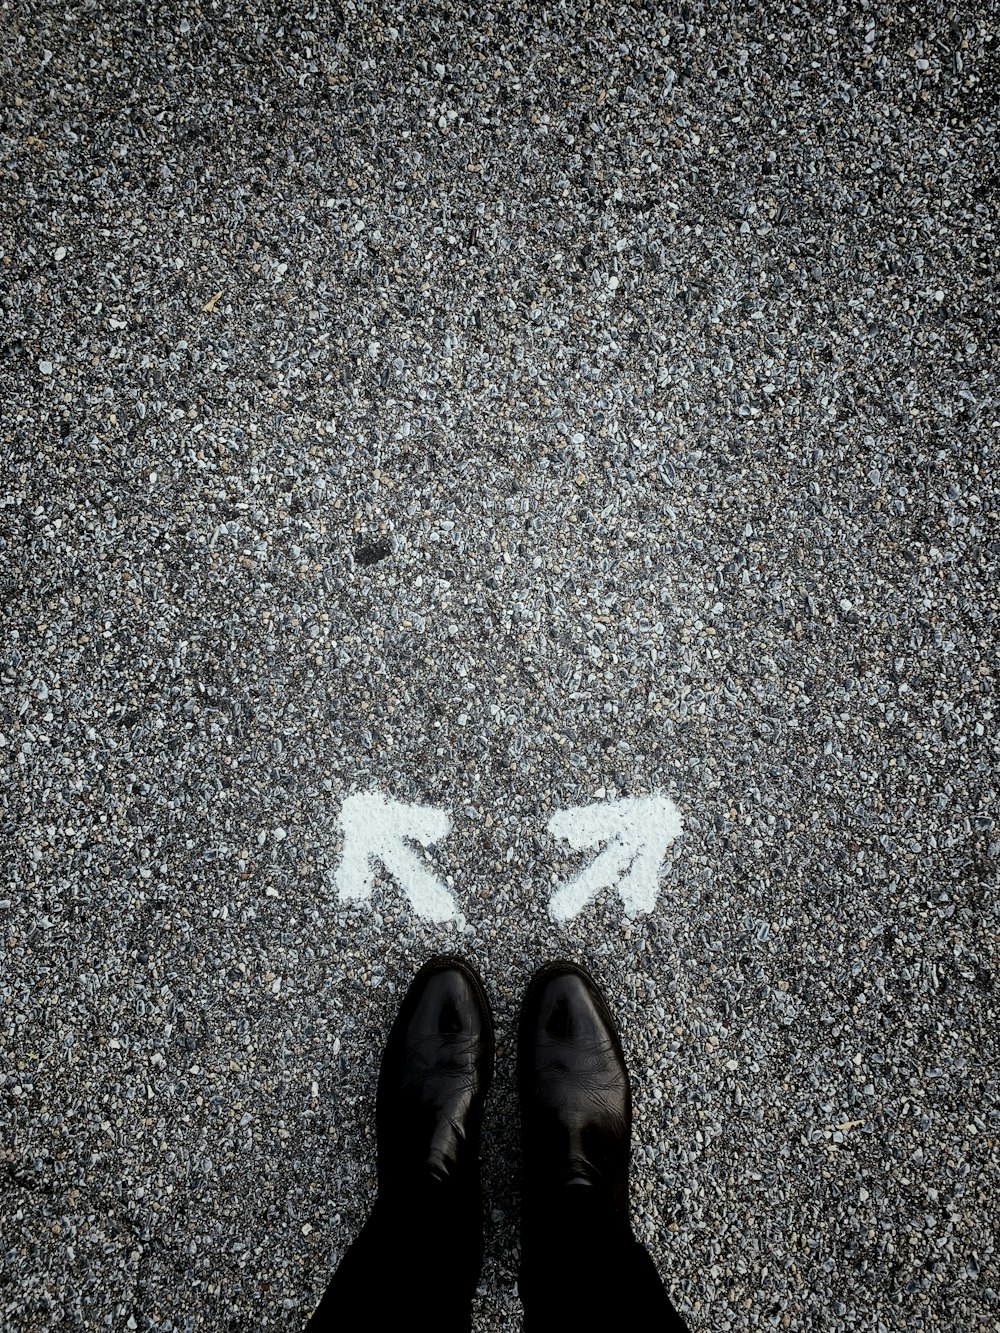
[[305, 1181, 483, 1333], [518, 1184, 689, 1331]]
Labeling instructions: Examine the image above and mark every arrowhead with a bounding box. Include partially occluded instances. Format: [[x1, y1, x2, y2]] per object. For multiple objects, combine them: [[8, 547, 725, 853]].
[[335, 790, 456, 922], [547, 794, 683, 922]]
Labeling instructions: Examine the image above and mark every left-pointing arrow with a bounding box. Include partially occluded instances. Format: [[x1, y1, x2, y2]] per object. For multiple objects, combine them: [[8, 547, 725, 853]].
[[334, 790, 456, 922]]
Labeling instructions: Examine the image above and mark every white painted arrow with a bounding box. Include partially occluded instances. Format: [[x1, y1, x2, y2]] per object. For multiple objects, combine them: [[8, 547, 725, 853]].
[[547, 794, 683, 922], [334, 791, 456, 922]]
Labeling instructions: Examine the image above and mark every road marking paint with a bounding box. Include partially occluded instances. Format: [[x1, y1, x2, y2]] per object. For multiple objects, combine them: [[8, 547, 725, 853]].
[[547, 794, 683, 921], [335, 791, 456, 922]]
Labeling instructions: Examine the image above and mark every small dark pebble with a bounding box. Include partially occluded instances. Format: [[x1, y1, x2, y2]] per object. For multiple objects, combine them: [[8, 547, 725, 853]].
[[354, 540, 392, 567]]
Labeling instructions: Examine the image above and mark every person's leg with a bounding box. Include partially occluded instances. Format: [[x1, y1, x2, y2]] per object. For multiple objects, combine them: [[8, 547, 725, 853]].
[[306, 1181, 482, 1332], [305, 955, 494, 1333], [517, 962, 689, 1331], [519, 1183, 685, 1328]]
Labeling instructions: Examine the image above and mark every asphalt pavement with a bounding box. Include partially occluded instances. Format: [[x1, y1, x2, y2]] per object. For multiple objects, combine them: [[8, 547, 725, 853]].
[[2, 2, 998, 1330]]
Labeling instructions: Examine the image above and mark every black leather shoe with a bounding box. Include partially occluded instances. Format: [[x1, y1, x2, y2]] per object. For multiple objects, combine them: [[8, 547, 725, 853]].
[[376, 954, 494, 1198], [518, 961, 631, 1216]]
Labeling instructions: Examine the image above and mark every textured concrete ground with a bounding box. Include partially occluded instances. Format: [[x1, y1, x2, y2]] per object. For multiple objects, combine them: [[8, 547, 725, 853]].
[[2, 2, 998, 1329]]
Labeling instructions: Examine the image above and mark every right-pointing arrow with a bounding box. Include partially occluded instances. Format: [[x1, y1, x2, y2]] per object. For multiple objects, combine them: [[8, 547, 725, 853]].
[[546, 794, 683, 922], [334, 790, 457, 922]]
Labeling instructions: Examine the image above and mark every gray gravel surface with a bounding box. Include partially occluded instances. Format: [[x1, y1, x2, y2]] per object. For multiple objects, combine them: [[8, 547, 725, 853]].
[[2, 2, 999, 1330]]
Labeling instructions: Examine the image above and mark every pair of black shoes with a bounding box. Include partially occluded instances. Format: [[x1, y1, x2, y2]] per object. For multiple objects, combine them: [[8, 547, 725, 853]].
[[309, 955, 684, 1331], [377, 954, 631, 1226]]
